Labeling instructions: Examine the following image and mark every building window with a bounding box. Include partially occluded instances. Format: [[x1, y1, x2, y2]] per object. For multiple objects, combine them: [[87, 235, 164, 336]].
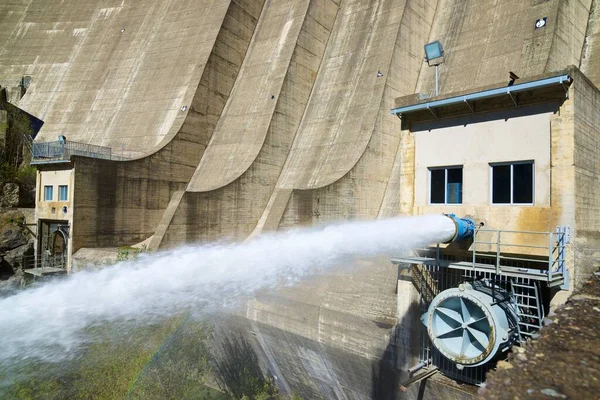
[[44, 185, 53, 201], [59, 185, 68, 201], [429, 166, 463, 204], [491, 161, 534, 204]]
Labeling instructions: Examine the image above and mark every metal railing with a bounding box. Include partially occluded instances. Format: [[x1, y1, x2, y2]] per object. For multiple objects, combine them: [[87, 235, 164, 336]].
[[31, 140, 131, 163], [406, 227, 570, 285], [469, 228, 568, 283], [22, 253, 67, 271]]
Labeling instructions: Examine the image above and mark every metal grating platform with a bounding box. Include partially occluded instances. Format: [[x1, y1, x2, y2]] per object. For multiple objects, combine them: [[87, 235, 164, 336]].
[[23, 267, 67, 277], [391, 256, 565, 287]]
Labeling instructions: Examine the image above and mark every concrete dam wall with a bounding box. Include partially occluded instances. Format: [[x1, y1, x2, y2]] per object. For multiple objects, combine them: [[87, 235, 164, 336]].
[[3, 0, 600, 398]]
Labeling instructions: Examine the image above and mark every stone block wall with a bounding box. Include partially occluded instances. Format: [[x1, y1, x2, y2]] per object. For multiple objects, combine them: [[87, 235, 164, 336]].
[[572, 68, 600, 287]]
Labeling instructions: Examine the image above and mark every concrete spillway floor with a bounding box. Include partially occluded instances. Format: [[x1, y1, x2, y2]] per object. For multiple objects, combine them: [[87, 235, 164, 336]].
[[481, 271, 600, 399]]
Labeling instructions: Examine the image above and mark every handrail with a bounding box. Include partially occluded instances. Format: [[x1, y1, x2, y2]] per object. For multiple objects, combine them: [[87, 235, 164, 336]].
[[475, 228, 567, 236], [467, 227, 568, 283], [31, 140, 132, 164], [22, 254, 67, 270]]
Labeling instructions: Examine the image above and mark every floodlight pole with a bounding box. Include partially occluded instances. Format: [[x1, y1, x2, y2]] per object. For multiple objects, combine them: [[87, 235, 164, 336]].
[[424, 40, 444, 97], [435, 65, 439, 96]]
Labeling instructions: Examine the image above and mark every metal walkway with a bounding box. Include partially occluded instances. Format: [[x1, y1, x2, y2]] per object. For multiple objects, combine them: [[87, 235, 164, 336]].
[[24, 267, 67, 277], [392, 227, 569, 288], [391, 257, 565, 287]]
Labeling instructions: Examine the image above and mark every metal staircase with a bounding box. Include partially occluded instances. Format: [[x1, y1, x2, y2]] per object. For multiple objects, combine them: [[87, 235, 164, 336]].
[[510, 278, 544, 343]]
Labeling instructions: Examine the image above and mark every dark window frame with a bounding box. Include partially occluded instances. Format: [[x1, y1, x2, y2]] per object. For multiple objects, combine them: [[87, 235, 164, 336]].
[[428, 165, 463, 205], [490, 161, 534, 205]]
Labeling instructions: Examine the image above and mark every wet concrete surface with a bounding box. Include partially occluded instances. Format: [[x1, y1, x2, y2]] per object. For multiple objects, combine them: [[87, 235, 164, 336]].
[[481, 271, 600, 400]]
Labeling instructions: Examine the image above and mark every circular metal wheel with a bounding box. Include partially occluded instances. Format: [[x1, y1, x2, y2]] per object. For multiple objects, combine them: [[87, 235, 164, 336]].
[[422, 282, 515, 367], [430, 296, 492, 363]]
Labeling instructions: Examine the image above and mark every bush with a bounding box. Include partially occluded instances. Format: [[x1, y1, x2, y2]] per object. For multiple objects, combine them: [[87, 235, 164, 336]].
[[0, 315, 225, 400], [0, 162, 17, 183], [16, 165, 35, 187], [116, 244, 147, 261]]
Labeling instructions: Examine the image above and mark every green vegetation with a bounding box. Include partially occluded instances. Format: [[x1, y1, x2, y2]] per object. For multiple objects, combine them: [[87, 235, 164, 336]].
[[1, 315, 223, 400], [0, 209, 25, 228], [1, 110, 33, 170], [0, 105, 37, 206], [0, 314, 302, 400], [0, 163, 35, 186], [117, 244, 147, 261], [215, 336, 280, 400]]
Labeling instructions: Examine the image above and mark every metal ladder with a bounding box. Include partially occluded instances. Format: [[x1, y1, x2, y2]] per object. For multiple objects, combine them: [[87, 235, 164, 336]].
[[510, 277, 544, 343]]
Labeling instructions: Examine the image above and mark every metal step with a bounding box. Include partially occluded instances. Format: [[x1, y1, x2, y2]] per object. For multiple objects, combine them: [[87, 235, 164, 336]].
[[518, 322, 543, 329], [516, 303, 541, 310], [511, 283, 538, 288], [510, 278, 544, 343]]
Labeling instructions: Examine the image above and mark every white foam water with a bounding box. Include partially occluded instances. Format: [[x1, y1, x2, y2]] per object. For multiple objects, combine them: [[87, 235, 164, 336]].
[[0, 214, 455, 363]]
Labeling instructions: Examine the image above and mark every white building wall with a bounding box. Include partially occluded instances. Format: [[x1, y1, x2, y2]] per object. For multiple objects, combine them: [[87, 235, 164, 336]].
[[35, 168, 75, 270], [414, 112, 552, 208]]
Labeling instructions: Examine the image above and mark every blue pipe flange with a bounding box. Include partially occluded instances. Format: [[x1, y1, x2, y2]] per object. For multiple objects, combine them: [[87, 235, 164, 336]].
[[444, 213, 477, 243]]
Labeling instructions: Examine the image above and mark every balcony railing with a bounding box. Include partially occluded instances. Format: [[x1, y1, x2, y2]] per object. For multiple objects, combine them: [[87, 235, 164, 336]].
[[31, 141, 131, 164], [22, 254, 67, 277]]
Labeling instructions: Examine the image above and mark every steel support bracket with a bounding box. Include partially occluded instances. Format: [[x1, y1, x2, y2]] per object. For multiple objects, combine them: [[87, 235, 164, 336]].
[[426, 104, 438, 119], [464, 99, 475, 113], [398, 367, 439, 392], [507, 90, 518, 107]]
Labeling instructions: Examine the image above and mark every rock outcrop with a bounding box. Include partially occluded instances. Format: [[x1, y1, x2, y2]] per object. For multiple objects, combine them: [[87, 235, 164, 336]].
[[0, 210, 33, 283], [0, 183, 19, 209]]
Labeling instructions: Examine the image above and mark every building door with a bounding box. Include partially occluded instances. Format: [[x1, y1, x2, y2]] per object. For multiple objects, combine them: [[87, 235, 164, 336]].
[[39, 220, 69, 269]]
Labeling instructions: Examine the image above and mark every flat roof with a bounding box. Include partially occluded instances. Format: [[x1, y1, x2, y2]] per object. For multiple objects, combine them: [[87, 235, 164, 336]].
[[391, 74, 572, 119]]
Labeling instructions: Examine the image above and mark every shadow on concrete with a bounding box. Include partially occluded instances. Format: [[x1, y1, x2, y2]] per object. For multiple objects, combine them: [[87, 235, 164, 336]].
[[371, 298, 422, 400], [213, 334, 277, 399]]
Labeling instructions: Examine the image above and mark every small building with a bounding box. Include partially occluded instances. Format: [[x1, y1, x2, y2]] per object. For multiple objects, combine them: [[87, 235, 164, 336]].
[[34, 163, 73, 271], [392, 66, 599, 289], [31, 141, 130, 272], [390, 66, 600, 386]]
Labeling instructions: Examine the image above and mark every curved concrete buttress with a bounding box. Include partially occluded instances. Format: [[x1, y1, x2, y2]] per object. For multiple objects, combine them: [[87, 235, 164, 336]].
[[545, 0, 593, 73], [416, 0, 592, 96], [275, 0, 409, 191], [187, 0, 313, 193], [66, 0, 266, 251], [579, 0, 600, 87], [253, 0, 437, 234], [377, 129, 414, 219], [157, 0, 341, 247], [0, 0, 231, 156]]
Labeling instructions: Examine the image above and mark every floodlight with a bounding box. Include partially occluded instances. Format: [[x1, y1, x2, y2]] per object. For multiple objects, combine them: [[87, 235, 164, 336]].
[[424, 40, 445, 96], [58, 135, 67, 144], [424, 41, 444, 65]]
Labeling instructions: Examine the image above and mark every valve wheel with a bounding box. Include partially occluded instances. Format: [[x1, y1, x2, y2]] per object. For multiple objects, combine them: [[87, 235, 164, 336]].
[[430, 296, 493, 363]]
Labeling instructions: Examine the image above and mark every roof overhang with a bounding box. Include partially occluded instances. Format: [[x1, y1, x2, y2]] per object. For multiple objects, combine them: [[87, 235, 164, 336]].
[[391, 74, 572, 128]]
